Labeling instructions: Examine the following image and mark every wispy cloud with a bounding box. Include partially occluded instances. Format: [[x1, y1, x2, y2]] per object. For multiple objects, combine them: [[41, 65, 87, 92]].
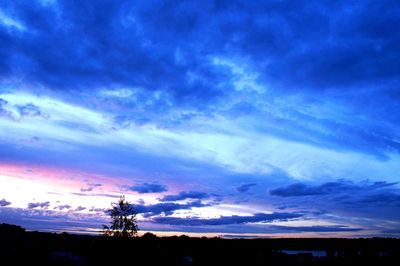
[[152, 212, 303, 226], [0, 10, 26, 31]]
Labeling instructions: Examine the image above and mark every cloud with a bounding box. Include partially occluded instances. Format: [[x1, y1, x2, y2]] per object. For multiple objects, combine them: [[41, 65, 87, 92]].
[[0, 98, 12, 119], [159, 191, 210, 202], [80, 183, 102, 192], [75, 206, 86, 212], [0, 9, 25, 31], [15, 103, 46, 118], [269, 180, 400, 221], [343, 192, 400, 207], [152, 212, 302, 226], [1, 1, 398, 96], [0, 0, 399, 162], [132, 200, 208, 217], [270, 183, 328, 197], [0, 199, 11, 207], [130, 182, 168, 194], [88, 207, 107, 213], [269, 180, 397, 197], [381, 229, 400, 236], [236, 183, 256, 193], [71, 192, 119, 198], [1, 99, 49, 120], [0, 206, 106, 234], [0, 98, 7, 107], [55, 204, 71, 210], [270, 225, 363, 232], [0, 0, 400, 237], [0, 1, 228, 105], [27, 201, 50, 209]]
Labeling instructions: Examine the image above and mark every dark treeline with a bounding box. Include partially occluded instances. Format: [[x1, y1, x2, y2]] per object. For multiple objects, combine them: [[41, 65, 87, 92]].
[[0, 223, 399, 265]]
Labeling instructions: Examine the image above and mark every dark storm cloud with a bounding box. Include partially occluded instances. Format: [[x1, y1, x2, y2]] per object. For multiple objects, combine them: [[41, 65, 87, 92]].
[[0, 0, 399, 159], [152, 212, 302, 226], [130, 182, 168, 194], [0, 0, 230, 104], [159, 191, 210, 202], [208, 0, 400, 91], [1, 1, 399, 98]]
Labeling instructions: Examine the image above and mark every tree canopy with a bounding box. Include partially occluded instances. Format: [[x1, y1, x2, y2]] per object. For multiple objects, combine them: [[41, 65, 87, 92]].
[[103, 196, 138, 237]]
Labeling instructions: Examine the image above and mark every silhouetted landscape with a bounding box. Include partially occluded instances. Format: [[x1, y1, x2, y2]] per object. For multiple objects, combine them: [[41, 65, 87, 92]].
[[1, 223, 399, 265], [1, 2, 400, 265]]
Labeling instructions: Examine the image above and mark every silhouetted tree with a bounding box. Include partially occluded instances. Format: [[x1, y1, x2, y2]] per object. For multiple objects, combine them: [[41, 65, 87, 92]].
[[142, 232, 157, 239], [103, 195, 138, 237]]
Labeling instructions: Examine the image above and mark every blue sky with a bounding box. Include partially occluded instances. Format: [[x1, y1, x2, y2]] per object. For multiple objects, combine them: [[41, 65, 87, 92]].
[[0, 0, 399, 237]]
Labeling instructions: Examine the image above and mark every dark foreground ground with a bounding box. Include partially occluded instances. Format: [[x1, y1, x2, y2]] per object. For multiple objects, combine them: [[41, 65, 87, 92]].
[[1, 223, 399, 266]]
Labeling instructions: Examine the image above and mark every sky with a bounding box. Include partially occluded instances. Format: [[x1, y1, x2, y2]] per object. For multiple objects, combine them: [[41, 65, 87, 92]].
[[0, 0, 400, 238]]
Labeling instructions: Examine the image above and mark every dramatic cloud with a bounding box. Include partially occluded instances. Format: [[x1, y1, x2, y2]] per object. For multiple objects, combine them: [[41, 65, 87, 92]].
[[1, 0, 400, 237], [236, 183, 256, 193], [152, 212, 302, 226], [0, 199, 11, 207], [159, 191, 210, 202], [130, 183, 168, 194], [1, 0, 398, 100], [27, 201, 50, 209]]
